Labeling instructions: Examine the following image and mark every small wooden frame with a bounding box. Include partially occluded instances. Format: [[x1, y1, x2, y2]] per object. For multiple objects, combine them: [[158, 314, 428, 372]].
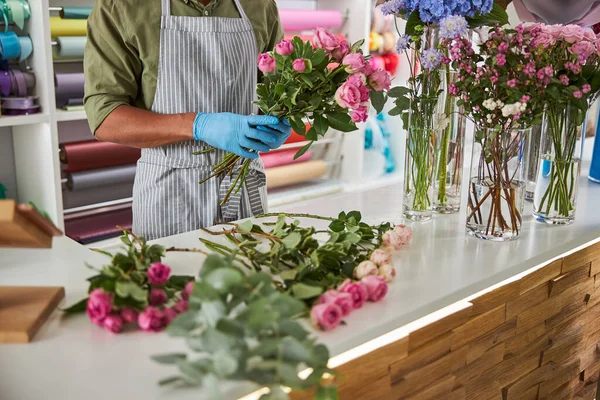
[[0, 200, 63, 248]]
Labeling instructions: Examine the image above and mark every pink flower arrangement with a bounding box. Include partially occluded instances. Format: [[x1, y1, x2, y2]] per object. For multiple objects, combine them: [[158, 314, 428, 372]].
[[86, 289, 112, 326], [138, 307, 170, 333], [319, 290, 353, 316], [310, 302, 343, 331], [361, 276, 388, 302], [147, 262, 171, 286], [353, 260, 378, 279], [338, 279, 368, 309]]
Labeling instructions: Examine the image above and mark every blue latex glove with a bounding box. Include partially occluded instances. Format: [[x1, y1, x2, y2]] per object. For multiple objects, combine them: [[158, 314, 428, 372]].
[[256, 118, 292, 149], [193, 113, 283, 158]]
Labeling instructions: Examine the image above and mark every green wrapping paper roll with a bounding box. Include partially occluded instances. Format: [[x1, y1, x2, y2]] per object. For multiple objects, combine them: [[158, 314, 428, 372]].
[[60, 6, 91, 19], [54, 36, 86, 58]]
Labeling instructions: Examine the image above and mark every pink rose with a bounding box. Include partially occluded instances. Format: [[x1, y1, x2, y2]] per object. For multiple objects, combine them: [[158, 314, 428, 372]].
[[343, 53, 367, 73], [559, 74, 570, 85], [335, 81, 361, 109], [378, 264, 396, 283], [319, 290, 353, 316], [147, 262, 171, 286], [138, 307, 169, 332], [353, 260, 378, 279], [292, 58, 306, 73], [596, 38, 600, 56], [562, 25, 584, 44], [583, 84, 592, 93], [275, 39, 293, 56], [382, 245, 396, 257], [347, 75, 370, 102], [532, 32, 555, 48], [86, 289, 112, 326], [103, 314, 123, 334], [258, 53, 276, 74], [370, 249, 390, 266], [368, 69, 392, 91], [313, 28, 340, 53], [174, 299, 189, 314], [332, 40, 350, 62], [382, 230, 403, 250], [182, 281, 195, 301], [361, 275, 388, 302], [574, 90, 583, 98], [350, 106, 369, 123], [569, 41, 595, 63], [149, 288, 168, 306], [120, 308, 138, 324], [310, 302, 343, 331], [362, 63, 374, 76], [583, 28, 597, 42], [164, 308, 178, 322], [393, 224, 413, 245], [338, 279, 368, 309], [541, 24, 562, 39]]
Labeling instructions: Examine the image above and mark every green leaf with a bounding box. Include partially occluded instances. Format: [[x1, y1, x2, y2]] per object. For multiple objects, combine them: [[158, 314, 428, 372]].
[[370, 89, 386, 115], [168, 275, 194, 291], [328, 220, 345, 232], [281, 336, 313, 363], [178, 361, 205, 385], [130, 283, 148, 302], [250, 338, 280, 357], [115, 280, 133, 298], [291, 283, 324, 300], [294, 140, 313, 160], [270, 293, 305, 318], [151, 353, 187, 365], [190, 280, 220, 302], [312, 344, 331, 366], [469, 2, 509, 27], [326, 111, 357, 133], [260, 386, 288, 400], [342, 232, 361, 244], [216, 318, 245, 337], [188, 327, 233, 352], [278, 319, 309, 340], [313, 114, 328, 136], [350, 39, 365, 53], [213, 350, 239, 377], [346, 210, 362, 223], [282, 232, 302, 249], [309, 96, 322, 108], [147, 244, 165, 262], [279, 269, 298, 281], [305, 127, 318, 141], [315, 385, 339, 400], [167, 312, 200, 336], [158, 376, 182, 386], [90, 248, 113, 257], [61, 297, 88, 314], [388, 86, 411, 98], [203, 373, 223, 400], [404, 11, 422, 37], [312, 48, 327, 66], [237, 220, 253, 232], [199, 300, 228, 326], [289, 116, 306, 135]]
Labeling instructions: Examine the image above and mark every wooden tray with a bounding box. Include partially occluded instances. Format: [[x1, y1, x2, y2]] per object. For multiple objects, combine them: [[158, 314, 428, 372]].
[[0, 200, 63, 248], [0, 286, 65, 343]]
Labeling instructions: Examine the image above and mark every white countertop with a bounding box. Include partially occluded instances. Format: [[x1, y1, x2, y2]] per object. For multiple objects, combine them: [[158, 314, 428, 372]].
[[2, 141, 600, 400]]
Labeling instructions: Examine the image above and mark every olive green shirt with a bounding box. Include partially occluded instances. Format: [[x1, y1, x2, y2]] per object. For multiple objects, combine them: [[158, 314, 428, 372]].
[[83, 0, 283, 133]]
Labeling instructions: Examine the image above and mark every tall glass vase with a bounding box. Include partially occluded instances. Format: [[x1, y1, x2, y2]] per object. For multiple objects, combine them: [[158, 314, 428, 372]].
[[466, 127, 529, 241], [432, 70, 466, 214], [524, 124, 542, 201], [533, 102, 586, 225]]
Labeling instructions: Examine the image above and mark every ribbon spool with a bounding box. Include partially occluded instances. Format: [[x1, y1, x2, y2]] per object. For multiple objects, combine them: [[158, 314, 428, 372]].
[[0, 31, 19, 59], [0, 70, 9, 96], [17, 35, 31, 61], [0, 0, 30, 30], [60, 6, 92, 19], [2, 95, 38, 108]]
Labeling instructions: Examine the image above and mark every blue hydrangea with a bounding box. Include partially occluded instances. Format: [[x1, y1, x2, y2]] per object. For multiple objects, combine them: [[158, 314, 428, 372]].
[[439, 15, 469, 38], [380, 0, 405, 16], [420, 48, 443, 69], [396, 34, 412, 52]]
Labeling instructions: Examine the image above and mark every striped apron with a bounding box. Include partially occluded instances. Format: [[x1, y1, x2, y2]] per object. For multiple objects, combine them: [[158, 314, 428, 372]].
[[132, 0, 267, 240]]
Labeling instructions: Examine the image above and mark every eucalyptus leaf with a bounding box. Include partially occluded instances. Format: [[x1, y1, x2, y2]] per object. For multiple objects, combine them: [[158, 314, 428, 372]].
[[281, 336, 313, 363], [151, 353, 187, 364], [158, 376, 183, 386], [178, 361, 205, 385], [213, 350, 239, 377], [291, 283, 323, 300], [203, 267, 244, 294]]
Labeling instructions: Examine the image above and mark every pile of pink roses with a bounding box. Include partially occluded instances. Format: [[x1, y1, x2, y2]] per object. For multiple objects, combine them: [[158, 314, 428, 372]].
[[310, 224, 412, 331], [85, 262, 194, 334]]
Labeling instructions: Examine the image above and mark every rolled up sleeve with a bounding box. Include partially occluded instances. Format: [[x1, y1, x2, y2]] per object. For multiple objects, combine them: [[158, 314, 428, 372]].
[[83, 0, 142, 133]]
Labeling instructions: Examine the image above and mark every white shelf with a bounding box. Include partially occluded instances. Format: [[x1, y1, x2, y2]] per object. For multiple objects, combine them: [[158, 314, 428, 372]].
[[0, 113, 50, 127], [56, 109, 87, 122], [344, 172, 403, 193]]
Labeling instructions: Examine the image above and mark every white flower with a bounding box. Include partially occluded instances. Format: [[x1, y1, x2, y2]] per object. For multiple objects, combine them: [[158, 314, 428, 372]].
[[437, 113, 451, 131]]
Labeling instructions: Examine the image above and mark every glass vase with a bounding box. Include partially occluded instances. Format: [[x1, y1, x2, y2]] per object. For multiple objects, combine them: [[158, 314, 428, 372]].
[[533, 103, 586, 225], [431, 70, 466, 214], [466, 127, 529, 241], [524, 124, 542, 201]]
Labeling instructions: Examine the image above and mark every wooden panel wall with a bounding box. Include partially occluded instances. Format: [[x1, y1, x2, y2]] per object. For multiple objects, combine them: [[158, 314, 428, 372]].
[[291, 241, 600, 400]]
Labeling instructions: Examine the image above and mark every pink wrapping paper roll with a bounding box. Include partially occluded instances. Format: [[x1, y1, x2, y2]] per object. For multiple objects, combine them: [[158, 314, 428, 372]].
[[279, 10, 343, 32], [260, 149, 312, 169]]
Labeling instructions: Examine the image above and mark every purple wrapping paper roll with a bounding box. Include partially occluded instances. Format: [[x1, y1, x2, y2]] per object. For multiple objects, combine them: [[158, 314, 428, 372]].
[[0, 71, 10, 96], [2, 96, 38, 109], [55, 72, 84, 108], [2, 106, 40, 115], [279, 10, 343, 32]]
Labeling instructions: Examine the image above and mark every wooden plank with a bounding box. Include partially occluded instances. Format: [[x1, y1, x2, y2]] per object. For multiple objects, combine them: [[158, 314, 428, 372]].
[[388, 332, 452, 379], [563, 241, 600, 274], [403, 374, 455, 400], [408, 304, 472, 351], [545, 301, 587, 331], [503, 362, 559, 399], [591, 258, 600, 278], [519, 384, 540, 400], [470, 281, 520, 316], [466, 318, 517, 364], [389, 345, 467, 398], [455, 343, 505, 387], [447, 386, 466, 400], [338, 371, 392, 400], [537, 360, 581, 399], [574, 379, 598, 400], [506, 282, 549, 321], [520, 259, 563, 294], [579, 341, 600, 373], [549, 263, 592, 297], [451, 305, 505, 350], [504, 323, 547, 359], [0, 286, 65, 343]]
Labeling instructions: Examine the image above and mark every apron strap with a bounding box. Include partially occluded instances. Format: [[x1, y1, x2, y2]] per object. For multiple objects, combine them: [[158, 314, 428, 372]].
[[232, 0, 249, 20], [219, 167, 266, 219], [161, 0, 170, 17]]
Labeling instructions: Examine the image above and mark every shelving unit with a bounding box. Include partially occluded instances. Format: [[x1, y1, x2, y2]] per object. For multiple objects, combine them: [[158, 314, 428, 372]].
[[0, 0, 407, 244]]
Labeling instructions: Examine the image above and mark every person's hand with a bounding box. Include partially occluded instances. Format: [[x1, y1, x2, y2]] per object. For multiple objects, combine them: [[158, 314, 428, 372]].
[[192, 113, 282, 158], [255, 118, 292, 149]]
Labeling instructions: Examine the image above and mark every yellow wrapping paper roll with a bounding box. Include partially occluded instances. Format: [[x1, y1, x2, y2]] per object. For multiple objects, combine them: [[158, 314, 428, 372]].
[[50, 17, 87, 37], [266, 160, 327, 189]]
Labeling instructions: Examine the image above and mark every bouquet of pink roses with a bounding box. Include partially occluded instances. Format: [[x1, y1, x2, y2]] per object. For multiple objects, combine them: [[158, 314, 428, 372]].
[[201, 28, 392, 204]]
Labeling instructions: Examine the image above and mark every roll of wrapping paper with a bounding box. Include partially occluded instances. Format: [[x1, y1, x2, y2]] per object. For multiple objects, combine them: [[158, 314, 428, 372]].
[[60, 140, 141, 172], [0, 70, 10, 96], [54, 72, 84, 108], [0, 0, 31, 30], [279, 10, 343, 32], [65, 206, 132, 244], [266, 160, 327, 189], [62, 182, 133, 209], [260, 149, 312, 169], [60, 7, 92, 19], [53, 36, 86, 58], [66, 164, 137, 191], [1, 96, 37, 108], [50, 16, 86, 36]]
